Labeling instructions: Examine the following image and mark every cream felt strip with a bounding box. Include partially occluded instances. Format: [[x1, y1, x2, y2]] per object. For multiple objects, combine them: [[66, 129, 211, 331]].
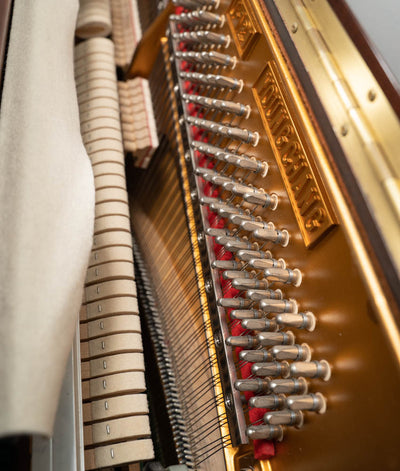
[[0, 0, 95, 437]]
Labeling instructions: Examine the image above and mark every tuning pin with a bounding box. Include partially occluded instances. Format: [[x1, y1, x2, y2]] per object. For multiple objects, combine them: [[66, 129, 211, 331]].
[[230, 309, 264, 320], [253, 227, 289, 246], [192, 10, 225, 26], [171, 11, 225, 27], [215, 234, 245, 246], [257, 331, 295, 347], [246, 424, 284, 441], [241, 318, 277, 331], [206, 199, 229, 210], [236, 249, 273, 262], [216, 236, 257, 252], [218, 297, 252, 309], [225, 239, 259, 252], [239, 349, 272, 362], [186, 116, 259, 146], [264, 410, 304, 428], [229, 183, 269, 200], [290, 360, 331, 381], [211, 259, 240, 270], [206, 227, 231, 238], [226, 182, 255, 196], [286, 393, 327, 414], [194, 166, 217, 178], [222, 270, 252, 281], [199, 195, 221, 206], [192, 0, 220, 7], [260, 298, 298, 314], [211, 174, 234, 186], [264, 267, 302, 287], [205, 197, 227, 209], [249, 394, 286, 410], [229, 214, 272, 233], [183, 94, 250, 117], [234, 377, 269, 393], [214, 204, 242, 219], [270, 344, 312, 361], [172, 0, 201, 9], [191, 141, 267, 174], [229, 213, 258, 226], [173, 31, 230, 47], [248, 257, 286, 270], [246, 288, 283, 302], [232, 278, 269, 290], [275, 312, 316, 331], [238, 218, 275, 233], [175, 50, 235, 68], [199, 50, 236, 67], [269, 377, 308, 395], [195, 30, 229, 46], [180, 72, 243, 91], [223, 153, 268, 175], [251, 361, 290, 378], [226, 335, 259, 348], [243, 192, 279, 209]]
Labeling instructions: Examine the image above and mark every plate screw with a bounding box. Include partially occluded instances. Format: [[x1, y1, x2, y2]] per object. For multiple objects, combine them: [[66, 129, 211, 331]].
[[340, 124, 349, 136], [291, 23, 298, 33], [225, 393, 233, 411], [214, 331, 222, 347], [368, 89, 376, 101], [205, 279, 213, 293]]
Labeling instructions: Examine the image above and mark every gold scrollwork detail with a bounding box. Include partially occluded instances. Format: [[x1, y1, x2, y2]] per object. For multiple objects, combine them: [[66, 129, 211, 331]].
[[227, 0, 260, 58], [253, 62, 337, 247]]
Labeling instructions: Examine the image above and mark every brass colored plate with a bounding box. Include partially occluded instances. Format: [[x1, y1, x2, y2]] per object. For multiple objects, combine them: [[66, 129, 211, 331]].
[[252, 60, 337, 247], [227, 0, 262, 59]]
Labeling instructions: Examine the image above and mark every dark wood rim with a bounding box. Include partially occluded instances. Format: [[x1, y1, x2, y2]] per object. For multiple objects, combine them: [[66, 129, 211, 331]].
[[327, 0, 400, 118], [0, 0, 13, 104]]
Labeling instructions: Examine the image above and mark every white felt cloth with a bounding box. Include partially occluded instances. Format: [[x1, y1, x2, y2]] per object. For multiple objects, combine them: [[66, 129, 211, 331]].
[[0, 0, 95, 436]]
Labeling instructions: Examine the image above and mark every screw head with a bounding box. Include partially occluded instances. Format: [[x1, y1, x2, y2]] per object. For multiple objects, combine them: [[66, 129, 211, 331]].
[[225, 393, 233, 411], [340, 124, 349, 136], [205, 279, 213, 293], [291, 23, 298, 33], [368, 89, 377, 101]]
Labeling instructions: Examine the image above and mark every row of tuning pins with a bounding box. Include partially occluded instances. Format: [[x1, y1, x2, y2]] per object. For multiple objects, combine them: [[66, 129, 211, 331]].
[[172, 0, 257, 147], [172, 0, 331, 444], [203, 183, 329, 440], [172, 0, 269, 223], [208, 218, 330, 441]]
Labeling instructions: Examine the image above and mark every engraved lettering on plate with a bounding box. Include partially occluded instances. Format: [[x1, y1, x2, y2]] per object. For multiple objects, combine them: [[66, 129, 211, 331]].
[[253, 62, 337, 247], [227, 0, 260, 58]]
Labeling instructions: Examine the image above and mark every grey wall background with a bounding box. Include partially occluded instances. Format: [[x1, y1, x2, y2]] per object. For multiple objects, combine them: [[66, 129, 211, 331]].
[[346, 0, 400, 86]]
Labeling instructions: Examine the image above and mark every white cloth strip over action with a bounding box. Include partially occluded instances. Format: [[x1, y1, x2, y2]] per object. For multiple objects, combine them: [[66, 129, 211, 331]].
[[0, 0, 95, 437]]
